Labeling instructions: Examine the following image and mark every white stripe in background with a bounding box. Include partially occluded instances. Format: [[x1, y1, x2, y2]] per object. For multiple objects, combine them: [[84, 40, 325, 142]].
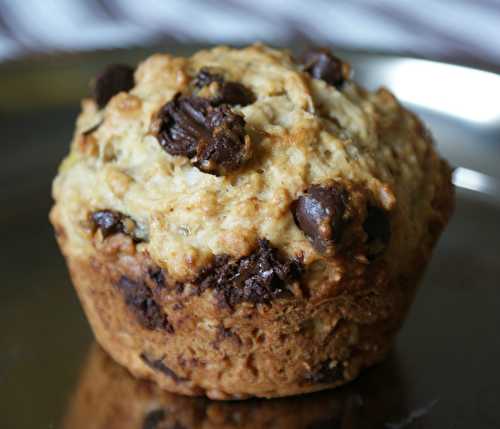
[[0, 0, 154, 51], [112, 0, 289, 42], [0, 0, 498, 68], [373, 0, 500, 59], [0, 0, 38, 48], [307, 0, 429, 51], [228, 0, 341, 42], [0, 3, 22, 59], [230, 0, 427, 52]]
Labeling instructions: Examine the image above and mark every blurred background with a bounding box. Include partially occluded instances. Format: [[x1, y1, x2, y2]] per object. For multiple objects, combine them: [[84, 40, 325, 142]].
[[0, 0, 500, 71], [1, 2, 500, 428]]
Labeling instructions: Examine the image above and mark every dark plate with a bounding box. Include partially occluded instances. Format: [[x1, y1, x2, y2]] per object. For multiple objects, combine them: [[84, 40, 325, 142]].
[[1, 46, 499, 429]]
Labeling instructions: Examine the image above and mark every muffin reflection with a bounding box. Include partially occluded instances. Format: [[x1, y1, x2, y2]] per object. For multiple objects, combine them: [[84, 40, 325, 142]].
[[62, 343, 408, 429]]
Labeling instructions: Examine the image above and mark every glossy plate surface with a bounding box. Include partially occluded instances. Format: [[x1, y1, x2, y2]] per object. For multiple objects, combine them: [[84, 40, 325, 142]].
[[1, 46, 499, 429]]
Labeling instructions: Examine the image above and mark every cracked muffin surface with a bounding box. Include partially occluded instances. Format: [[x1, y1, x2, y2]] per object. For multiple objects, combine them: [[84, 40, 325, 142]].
[[50, 44, 454, 399]]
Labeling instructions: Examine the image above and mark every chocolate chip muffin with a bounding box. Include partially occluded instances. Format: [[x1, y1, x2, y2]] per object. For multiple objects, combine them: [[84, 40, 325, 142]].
[[50, 44, 454, 399]]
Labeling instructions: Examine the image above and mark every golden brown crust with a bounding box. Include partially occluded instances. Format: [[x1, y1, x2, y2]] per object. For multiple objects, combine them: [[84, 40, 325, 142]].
[[50, 44, 454, 399], [52, 206, 421, 399]]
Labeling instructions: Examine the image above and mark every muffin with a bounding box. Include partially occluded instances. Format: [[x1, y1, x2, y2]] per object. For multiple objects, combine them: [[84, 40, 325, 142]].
[[50, 44, 454, 399]]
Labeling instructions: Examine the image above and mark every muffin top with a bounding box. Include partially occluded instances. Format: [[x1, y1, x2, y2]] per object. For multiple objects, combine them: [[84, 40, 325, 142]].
[[53, 44, 451, 286]]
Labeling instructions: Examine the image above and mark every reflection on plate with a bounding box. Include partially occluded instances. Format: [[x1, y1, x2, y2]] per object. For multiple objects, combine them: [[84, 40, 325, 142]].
[[62, 343, 410, 429]]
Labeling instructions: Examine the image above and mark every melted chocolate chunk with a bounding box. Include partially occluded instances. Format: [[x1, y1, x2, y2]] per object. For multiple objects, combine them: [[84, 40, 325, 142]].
[[91, 209, 125, 238], [363, 205, 391, 245], [194, 68, 255, 106], [92, 64, 135, 108], [299, 48, 347, 88], [196, 239, 302, 308], [305, 360, 344, 384], [292, 185, 349, 254], [140, 353, 187, 383], [157, 95, 210, 158], [116, 276, 174, 332], [214, 80, 255, 107], [142, 409, 166, 429], [196, 104, 249, 173], [156, 94, 249, 175]]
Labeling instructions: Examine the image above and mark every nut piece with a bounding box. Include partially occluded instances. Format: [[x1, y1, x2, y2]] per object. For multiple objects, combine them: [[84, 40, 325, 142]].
[[92, 64, 135, 108], [156, 94, 251, 175]]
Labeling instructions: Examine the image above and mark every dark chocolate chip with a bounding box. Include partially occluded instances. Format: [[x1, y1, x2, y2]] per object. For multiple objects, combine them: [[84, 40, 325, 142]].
[[91, 209, 125, 238], [215, 325, 242, 347], [363, 205, 391, 245], [193, 68, 224, 89], [148, 267, 166, 289], [196, 239, 302, 308], [90, 209, 142, 241], [299, 48, 347, 88], [218, 325, 235, 340], [175, 283, 185, 295], [92, 64, 135, 108], [194, 68, 255, 106], [157, 95, 210, 158], [156, 94, 250, 175], [292, 185, 349, 255], [116, 276, 174, 332], [140, 353, 187, 383], [142, 409, 166, 429], [304, 360, 344, 384], [213, 80, 255, 107], [195, 103, 249, 173]]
